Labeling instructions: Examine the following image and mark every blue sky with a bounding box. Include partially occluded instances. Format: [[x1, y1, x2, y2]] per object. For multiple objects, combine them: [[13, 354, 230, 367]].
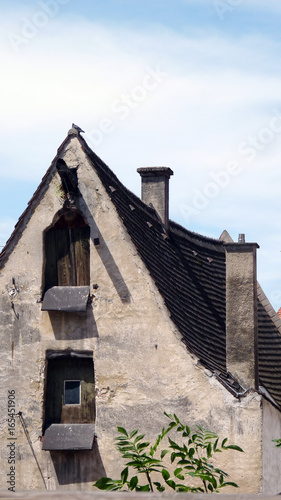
[[1, 0, 281, 308]]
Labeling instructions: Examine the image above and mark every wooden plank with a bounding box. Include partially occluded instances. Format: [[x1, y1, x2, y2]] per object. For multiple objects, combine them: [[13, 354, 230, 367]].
[[72, 227, 90, 286], [56, 229, 71, 286]]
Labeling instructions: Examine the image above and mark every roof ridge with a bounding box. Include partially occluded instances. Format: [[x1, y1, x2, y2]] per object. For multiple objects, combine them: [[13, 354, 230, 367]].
[[169, 219, 225, 248]]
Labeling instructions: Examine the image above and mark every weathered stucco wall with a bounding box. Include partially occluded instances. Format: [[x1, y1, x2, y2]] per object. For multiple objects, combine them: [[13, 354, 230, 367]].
[[0, 136, 263, 493], [262, 398, 281, 494]]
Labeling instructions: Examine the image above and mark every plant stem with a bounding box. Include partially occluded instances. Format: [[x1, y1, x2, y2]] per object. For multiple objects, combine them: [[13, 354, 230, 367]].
[[146, 471, 154, 492], [203, 479, 208, 493]]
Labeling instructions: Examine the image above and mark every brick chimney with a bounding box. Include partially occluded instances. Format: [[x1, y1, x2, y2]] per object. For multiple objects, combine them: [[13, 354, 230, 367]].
[[224, 239, 259, 390], [137, 167, 173, 228]]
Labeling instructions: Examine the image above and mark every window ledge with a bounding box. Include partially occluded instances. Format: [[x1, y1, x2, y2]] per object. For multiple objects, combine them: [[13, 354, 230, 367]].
[[42, 286, 90, 312], [42, 423, 95, 451]]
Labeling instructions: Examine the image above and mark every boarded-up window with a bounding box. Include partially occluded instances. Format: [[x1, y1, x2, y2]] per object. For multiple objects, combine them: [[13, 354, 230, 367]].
[[44, 351, 95, 432], [44, 211, 90, 292]]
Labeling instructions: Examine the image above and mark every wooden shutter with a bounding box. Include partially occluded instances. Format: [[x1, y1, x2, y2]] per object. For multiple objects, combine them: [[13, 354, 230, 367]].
[[44, 226, 90, 291]]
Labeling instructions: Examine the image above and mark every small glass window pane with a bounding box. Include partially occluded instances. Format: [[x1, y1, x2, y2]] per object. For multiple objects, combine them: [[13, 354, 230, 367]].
[[64, 380, 80, 405]]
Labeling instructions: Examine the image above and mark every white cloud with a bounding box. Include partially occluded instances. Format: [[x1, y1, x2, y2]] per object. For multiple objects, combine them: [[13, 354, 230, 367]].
[[1, 8, 281, 308]]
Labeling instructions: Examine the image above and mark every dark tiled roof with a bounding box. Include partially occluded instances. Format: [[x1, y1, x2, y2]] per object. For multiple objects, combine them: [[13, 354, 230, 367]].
[[79, 135, 281, 406], [79, 136, 240, 392], [257, 292, 281, 408], [2, 133, 281, 408]]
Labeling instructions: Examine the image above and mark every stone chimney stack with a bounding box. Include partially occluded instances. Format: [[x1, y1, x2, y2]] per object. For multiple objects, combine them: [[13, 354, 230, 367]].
[[224, 239, 259, 390], [137, 167, 174, 228]]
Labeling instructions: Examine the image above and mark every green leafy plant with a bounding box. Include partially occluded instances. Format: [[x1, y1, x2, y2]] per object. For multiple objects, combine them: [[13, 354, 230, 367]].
[[94, 412, 243, 493]]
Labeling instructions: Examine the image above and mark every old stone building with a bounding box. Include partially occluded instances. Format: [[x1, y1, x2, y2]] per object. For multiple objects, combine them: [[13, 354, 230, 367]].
[[1, 126, 281, 493]]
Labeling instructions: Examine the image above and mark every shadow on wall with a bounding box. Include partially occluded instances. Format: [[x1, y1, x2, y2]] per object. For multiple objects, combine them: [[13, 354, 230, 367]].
[[48, 309, 98, 340], [78, 197, 131, 304], [50, 440, 106, 486]]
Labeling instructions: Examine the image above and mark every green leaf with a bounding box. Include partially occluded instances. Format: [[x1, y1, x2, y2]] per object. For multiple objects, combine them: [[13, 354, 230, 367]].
[[168, 437, 181, 450], [167, 421, 177, 430], [121, 467, 129, 484], [219, 481, 238, 488], [162, 469, 170, 481], [183, 465, 196, 470], [125, 460, 144, 468], [116, 440, 132, 446], [224, 444, 243, 452], [161, 449, 169, 459], [118, 445, 135, 452], [174, 467, 183, 476], [134, 434, 145, 443], [177, 425, 184, 432], [129, 476, 138, 490], [153, 482, 165, 492], [174, 414, 180, 424], [94, 477, 122, 491], [208, 475, 217, 489], [177, 486, 192, 492], [137, 484, 150, 492], [129, 429, 139, 439], [164, 411, 173, 419], [136, 441, 150, 451], [222, 437, 227, 447], [166, 479, 176, 490], [117, 426, 128, 436], [197, 473, 212, 481]]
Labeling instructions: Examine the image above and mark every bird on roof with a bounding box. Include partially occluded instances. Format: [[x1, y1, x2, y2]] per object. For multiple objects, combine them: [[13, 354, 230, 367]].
[[72, 123, 85, 133]]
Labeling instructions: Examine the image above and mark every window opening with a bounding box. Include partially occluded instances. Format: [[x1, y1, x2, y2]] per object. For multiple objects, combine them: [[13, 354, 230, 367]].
[[43, 351, 95, 433], [44, 209, 90, 293]]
